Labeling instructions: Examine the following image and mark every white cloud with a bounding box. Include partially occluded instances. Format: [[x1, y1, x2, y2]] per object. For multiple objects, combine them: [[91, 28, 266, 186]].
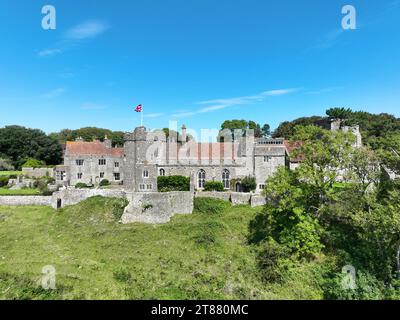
[[64, 21, 109, 40], [172, 88, 299, 118], [37, 20, 109, 57], [37, 48, 63, 57], [40, 88, 66, 99]]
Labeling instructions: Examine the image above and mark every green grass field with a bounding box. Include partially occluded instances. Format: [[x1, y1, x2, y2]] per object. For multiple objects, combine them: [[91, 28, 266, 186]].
[[0, 197, 324, 300], [0, 188, 40, 195], [0, 171, 22, 176]]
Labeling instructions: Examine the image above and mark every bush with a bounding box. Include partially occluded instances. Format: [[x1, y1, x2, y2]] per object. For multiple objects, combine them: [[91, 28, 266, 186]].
[[194, 197, 230, 214], [157, 175, 190, 192], [21, 158, 45, 169], [99, 179, 110, 186], [75, 182, 88, 189], [204, 181, 224, 192], [256, 240, 290, 282], [241, 176, 257, 192], [0, 158, 14, 171], [0, 176, 9, 187]]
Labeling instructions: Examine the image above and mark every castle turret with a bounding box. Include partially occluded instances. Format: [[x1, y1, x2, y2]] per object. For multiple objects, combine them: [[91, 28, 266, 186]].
[[122, 126, 158, 192]]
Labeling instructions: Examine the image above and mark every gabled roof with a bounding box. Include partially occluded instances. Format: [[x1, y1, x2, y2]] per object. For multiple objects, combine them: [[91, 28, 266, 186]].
[[65, 141, 124, 157]]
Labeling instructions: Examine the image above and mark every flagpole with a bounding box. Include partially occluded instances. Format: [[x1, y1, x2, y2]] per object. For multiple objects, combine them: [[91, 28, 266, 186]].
[[141, 107, 143, 127]]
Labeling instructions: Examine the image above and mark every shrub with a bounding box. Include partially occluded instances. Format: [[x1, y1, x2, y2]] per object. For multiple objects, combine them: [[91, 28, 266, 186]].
[[41, 187, 54, 196], [194, 197, 230, 214], [204, 181, 224, 192], [241, 176, 257, 192], [0, 176, 9, 187], [256, 240, 290, 282], [157, 175, 190, 192], [0, 158, 14, 171], [99, 179, 110, 186], [113, 268, 132, 283], [21, 158, 45, 169], [75, 182, 88, 189]]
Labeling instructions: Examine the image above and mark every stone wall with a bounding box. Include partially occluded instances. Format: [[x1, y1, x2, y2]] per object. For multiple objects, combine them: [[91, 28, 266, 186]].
[[250, 195, 267, 207], [194, 191, 265, 207], [230, 192, 251, 205], [0, 196, 52, 206], [121, 191, 194, 224], [22, 167, 54, 178], [51, 188, 127, 209], [194, 191, 231, 201]]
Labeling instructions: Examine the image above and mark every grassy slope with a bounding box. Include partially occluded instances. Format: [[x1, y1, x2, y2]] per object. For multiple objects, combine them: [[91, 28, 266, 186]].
[[0, 197, 324, 300]]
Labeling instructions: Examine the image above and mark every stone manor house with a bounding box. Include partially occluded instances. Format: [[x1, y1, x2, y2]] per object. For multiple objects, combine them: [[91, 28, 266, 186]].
[[54, 119, 362, 193]]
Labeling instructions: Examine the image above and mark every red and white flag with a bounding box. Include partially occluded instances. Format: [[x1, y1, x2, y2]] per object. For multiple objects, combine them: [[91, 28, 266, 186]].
[[135, 104, 143, 112]]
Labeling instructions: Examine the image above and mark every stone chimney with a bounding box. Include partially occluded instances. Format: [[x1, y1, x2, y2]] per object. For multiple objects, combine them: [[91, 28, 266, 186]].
[[181, 124, 187, 144], [75, 136, 84, 142]]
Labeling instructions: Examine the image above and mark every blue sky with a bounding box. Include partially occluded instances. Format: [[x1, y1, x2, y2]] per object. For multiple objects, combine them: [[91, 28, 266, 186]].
[[0, 0, 399, 137]]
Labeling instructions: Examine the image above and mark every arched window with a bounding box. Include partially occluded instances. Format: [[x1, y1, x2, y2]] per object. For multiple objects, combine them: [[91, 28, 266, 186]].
[[143, 170, 149, 178], [159, 168, 165, 176], [198, 170, 206, 189], [222, 169, 230, 189]]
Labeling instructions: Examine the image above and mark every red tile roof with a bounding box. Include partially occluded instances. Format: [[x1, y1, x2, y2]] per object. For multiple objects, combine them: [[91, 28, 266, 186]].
[[65, 141, 124, 157], [284, 140, 303, 162]]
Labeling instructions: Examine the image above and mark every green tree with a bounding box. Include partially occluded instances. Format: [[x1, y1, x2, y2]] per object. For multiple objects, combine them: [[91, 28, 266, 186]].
[[326, 107, 353, 122], [0, 125, 62, 169], [22, 158, 45, 168], [241, 176, 257, 193]]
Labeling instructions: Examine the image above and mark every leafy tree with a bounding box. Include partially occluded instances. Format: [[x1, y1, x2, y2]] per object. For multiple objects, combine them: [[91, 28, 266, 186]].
[[262, 124, 271, 137], [0, 125, 62, 169], [241, 176, 257, 193], [326, 107, 353, 122], [50, 127, 125, 147], [272, 116, 324, 138], [22, 158, 46, 168], [249, 167, 324, 259], [290, 125, 356, 204], [219, 120, 270, 140]]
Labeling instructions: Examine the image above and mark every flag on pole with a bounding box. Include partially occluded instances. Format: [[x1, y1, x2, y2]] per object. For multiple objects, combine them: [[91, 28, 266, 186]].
[[135, 104, 143, 112]]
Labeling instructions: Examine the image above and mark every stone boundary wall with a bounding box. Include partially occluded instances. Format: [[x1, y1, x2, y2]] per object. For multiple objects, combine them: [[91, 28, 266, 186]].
[[0, 196, 52, 206], [250, 195, 267, 207], [22, 167, 54, 178], [121, 192, 194, 224], [0, 189, 266, 224], [194, 191, 265, 207], [51, 188, 127, 209], [194, 191, 231, 202]]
